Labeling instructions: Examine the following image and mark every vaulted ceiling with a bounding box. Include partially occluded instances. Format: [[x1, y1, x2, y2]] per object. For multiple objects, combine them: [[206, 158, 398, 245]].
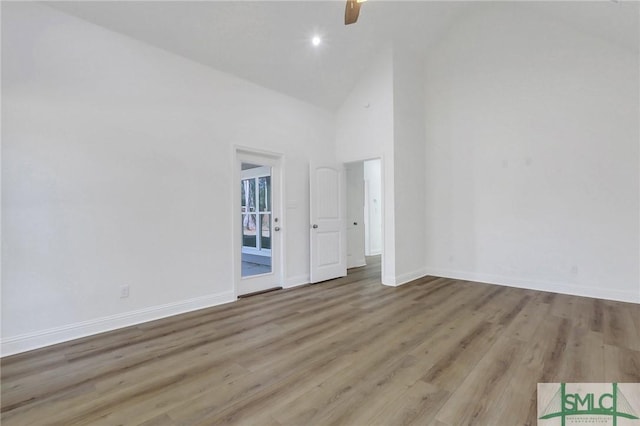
[[48, 1, 639, 111]]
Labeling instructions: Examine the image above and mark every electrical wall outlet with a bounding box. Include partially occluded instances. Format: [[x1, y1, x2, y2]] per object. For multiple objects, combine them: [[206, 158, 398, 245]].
[[120, 285, 130, 299]]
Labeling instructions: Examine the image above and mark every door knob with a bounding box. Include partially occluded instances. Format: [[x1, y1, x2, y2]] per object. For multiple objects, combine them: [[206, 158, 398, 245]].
[[353, 222, 358, 225], [274, 226, 281, 232], [312, 224, 318, 229]]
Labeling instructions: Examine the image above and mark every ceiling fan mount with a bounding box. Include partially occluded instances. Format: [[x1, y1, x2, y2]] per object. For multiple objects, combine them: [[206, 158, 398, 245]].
[[345, 0, 367, 25]]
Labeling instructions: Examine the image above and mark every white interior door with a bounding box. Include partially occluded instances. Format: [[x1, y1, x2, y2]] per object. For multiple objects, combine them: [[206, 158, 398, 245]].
[[310, 163, 347, 283]]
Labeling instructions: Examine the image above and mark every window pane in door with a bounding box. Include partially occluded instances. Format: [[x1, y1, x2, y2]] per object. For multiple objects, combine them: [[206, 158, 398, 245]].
[[261, 214, 271, 250], [242, 214, 257, 247], [259, 176, 271, 212], [242, 179, 256, 212], [241, 181, 246, 210]]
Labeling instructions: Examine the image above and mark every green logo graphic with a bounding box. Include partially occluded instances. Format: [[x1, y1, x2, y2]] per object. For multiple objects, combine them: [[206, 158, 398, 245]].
[[539, 383, 639, 426]]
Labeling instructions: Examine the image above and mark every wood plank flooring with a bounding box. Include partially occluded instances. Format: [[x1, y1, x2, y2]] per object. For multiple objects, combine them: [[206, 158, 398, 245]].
[[2, 256, 639, 425]]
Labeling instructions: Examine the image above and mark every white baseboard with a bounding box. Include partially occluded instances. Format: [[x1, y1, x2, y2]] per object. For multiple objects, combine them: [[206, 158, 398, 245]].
[[382, 268, 429, 287], [347, 258, 367, 269], [284, 274, 310, 289], [1, 291, 236, 357], [423, 267, 640, 304], [382, 274, 395, 286]]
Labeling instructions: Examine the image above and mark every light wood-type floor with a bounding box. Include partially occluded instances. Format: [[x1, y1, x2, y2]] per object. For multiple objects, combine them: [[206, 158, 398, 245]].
[[2, 256, 639, 425]]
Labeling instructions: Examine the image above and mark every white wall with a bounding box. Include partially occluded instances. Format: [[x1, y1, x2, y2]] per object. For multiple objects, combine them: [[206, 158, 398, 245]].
[[1, 2, 336, 354], [335, 46, 396, 283], [335, 46, 394, 164], [423, 4, 640, 302], [364, 159, 382, 256], [335, 45, 429, 286], [5, 2, 637, 357], [391, 48, 428, 285]]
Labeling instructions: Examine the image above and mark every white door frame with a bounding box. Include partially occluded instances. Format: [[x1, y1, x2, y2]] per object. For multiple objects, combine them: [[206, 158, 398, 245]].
[[233, 147, 285, 297]]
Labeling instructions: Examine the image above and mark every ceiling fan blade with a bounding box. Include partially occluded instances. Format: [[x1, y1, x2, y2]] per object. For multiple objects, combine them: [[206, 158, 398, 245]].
[[345, 0, 361, 25]]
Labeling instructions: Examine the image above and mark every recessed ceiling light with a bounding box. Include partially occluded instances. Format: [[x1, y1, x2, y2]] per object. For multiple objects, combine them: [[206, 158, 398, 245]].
[[312, 35, 322, 47]]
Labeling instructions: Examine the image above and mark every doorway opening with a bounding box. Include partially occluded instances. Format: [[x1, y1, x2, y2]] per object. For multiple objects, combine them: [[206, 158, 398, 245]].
[[345, 158, 382, 274]]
